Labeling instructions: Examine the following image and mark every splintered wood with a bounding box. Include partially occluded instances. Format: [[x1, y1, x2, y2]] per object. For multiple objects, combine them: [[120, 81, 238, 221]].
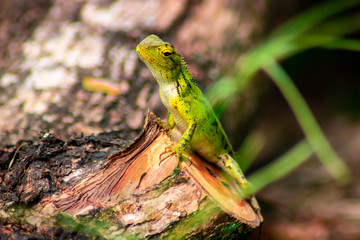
[[43, 113, 262, 230]]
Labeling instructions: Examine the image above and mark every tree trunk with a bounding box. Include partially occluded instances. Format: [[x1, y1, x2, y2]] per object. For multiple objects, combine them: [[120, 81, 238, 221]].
[[0, 0, 272, 147]]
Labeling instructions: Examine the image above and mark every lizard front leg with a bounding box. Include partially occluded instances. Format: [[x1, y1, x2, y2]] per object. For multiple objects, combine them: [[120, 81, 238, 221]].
[[160, 120, 197, 164], [176, 121, 196, 156], [166, 111, 175, 133]]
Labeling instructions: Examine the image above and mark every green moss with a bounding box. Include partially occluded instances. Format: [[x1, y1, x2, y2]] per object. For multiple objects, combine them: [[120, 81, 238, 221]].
[[54, 212, 104, 238], [158, 198, 246, 240]]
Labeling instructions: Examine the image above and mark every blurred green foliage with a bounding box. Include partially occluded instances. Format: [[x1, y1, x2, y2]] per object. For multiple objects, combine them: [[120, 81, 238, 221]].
[[207, 0, 360, 191]]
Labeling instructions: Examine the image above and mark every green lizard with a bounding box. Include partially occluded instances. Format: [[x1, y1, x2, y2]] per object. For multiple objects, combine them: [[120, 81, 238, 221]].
[[136, 34, 259, 211]]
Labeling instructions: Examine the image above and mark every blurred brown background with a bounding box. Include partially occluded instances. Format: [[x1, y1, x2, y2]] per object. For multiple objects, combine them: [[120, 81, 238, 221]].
[[0, 0, 359, 239]]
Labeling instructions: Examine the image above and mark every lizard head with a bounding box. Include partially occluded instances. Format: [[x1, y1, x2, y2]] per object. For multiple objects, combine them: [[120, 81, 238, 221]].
[[136, 35, 188, 83]]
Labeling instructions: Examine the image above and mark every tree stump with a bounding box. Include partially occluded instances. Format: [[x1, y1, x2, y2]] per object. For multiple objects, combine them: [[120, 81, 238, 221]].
[[0, 113, 262, 239]]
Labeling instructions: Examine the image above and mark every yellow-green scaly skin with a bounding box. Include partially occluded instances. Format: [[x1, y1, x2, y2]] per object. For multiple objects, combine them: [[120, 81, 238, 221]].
[[136, 35, 256, 201]]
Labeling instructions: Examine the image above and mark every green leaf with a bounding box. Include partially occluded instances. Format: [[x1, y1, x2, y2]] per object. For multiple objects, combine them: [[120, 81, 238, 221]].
[[248, 140, 312, 191], [263, 60, 351, 183]]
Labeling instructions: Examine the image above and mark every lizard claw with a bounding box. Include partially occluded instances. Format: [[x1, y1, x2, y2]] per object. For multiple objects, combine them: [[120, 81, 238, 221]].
[[159, 146, 178, 165], [149, 112, 172, 132], [249, 196, 261, 214], [149, 112, 164, 126]]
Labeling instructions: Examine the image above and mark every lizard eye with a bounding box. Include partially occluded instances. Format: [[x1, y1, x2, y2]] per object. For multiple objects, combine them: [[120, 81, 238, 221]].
[[162, 51, 172, 57]]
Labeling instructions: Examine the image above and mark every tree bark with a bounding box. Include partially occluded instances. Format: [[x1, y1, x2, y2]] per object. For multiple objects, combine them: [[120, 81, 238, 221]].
[[0, 0, 271, 147]]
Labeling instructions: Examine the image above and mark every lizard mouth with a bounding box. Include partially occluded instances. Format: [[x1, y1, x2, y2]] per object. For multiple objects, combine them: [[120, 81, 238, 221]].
[[136, 45, 171, 69], [135, 46, 147, 62]]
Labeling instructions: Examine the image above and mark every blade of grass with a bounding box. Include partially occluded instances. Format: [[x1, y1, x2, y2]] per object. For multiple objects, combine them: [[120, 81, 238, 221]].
[[295, 36, 360, 52], [8, 142, 26, 170], [207, 1, 360, 112], [267, 0, 360, 43], [322, 38, 360, 51], [248, 140, 312, 192], [208, 1, 360, 111], [263, 60, 351, 183], [236, 0, 360, 79], [307, 13, 360, 36], [236, 131, 265, 172]]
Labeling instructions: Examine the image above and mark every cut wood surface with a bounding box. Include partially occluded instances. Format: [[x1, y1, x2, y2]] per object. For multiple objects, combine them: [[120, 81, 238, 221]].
[[0, 113, 262, 239], [43, 113, 262, 238]]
